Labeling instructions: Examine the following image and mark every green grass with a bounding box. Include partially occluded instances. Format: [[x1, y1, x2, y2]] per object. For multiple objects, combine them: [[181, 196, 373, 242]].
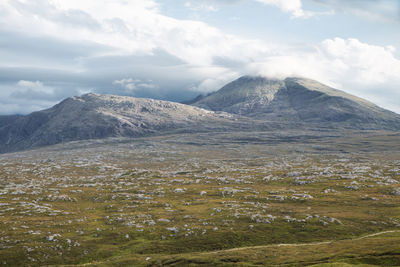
[[0, 131, 399, 266]]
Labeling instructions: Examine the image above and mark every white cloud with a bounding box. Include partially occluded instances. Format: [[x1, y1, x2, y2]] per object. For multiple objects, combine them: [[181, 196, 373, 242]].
[[0, 0, 270, 66], [17, 80, 43, 88], [188, 68, 239, 93], [113, 78, 156, 92], [113, 78, 137, 91], [250, 38, 400, 85], [320, 38, 400, 84], [184, 1, 219, 12], [0, 80, 76, 114], [255, 0, 311, 18], [15, 80, 54, 95]]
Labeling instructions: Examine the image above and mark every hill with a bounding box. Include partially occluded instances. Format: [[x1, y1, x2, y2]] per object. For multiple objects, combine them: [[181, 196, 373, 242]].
[[191, 76, 400, 129], [0, 93, 235, 153]]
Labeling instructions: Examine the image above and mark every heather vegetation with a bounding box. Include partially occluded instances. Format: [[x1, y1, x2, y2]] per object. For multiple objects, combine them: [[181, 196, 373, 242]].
[[0, 131, 399, 266]]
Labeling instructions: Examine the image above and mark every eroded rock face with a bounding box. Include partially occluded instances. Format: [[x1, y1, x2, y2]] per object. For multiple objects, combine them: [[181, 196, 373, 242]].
[[191, 76, 400, 129]]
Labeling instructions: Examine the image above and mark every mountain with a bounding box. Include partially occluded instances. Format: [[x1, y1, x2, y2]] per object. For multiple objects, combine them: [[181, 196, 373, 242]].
[[181, 94, 206, 105], [190, 76, 400, 129], [0, 93, 236, 153], [1, 76, 399, 153], [0, 115, 23, 127]]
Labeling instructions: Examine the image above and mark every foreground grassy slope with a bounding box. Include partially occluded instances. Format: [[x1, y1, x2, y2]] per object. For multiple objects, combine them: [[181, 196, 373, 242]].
[[74, 230, 400, 266], [0, 130, 399, 266]]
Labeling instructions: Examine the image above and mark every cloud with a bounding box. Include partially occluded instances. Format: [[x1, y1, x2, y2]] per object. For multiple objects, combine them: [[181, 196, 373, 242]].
[[251, 38, 400, 84], [0, 0, 271, 104], [255, 0, 311, 18], [113, 78, 137, 91], [13, 80, 59, 100], [309, 0, 400, 23], [0, 0, 271, 66], [0, 0, 399, 114], [254, 0, 399, 20], [184, 1, 219, 12], [246, 38, 400, 112], [113, 78, 156, 92], [14, 80, 55, 98], [0, 78, 91, 114], [17, 80, 43, 88], [320, 38, 400, 84]]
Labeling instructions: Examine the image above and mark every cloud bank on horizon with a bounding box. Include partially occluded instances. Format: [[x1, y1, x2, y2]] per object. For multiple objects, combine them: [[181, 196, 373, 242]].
[[0, 0, 399, 114]]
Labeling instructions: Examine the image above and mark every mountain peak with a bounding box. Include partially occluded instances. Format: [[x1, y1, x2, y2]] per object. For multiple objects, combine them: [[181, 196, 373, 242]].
[[190, 75, 400, 128]]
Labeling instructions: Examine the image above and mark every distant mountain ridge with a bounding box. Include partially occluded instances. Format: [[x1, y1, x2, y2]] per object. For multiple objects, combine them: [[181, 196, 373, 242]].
[[190, 76, 400, 129], [0, 93, 236, 153], [0, 76, 399, 153]]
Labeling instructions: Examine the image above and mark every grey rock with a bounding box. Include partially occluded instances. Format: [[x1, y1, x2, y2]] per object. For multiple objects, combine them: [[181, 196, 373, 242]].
[[0, 115, 23, 127], [191, 76, 400, 129], [391, 188, 400, 196], [0, 93, 236, 153]]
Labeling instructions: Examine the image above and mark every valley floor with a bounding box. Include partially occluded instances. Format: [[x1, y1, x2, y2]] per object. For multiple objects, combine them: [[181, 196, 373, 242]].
[[0, 130, 400, 266]]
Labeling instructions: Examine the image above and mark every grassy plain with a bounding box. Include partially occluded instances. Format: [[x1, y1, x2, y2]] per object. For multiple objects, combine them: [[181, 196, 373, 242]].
[[0, 130, 399, 266]]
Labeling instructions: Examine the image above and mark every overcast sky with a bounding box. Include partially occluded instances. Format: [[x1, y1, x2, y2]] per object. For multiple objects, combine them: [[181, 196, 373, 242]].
[[0, 0, 400, 114]]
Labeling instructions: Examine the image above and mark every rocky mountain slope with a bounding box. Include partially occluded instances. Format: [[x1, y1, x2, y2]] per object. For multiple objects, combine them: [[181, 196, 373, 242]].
[[0, 115, 22, 128], [1, 76, 399, 153], [191, 76, 400, 129], [0, 93, 236, 153]]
